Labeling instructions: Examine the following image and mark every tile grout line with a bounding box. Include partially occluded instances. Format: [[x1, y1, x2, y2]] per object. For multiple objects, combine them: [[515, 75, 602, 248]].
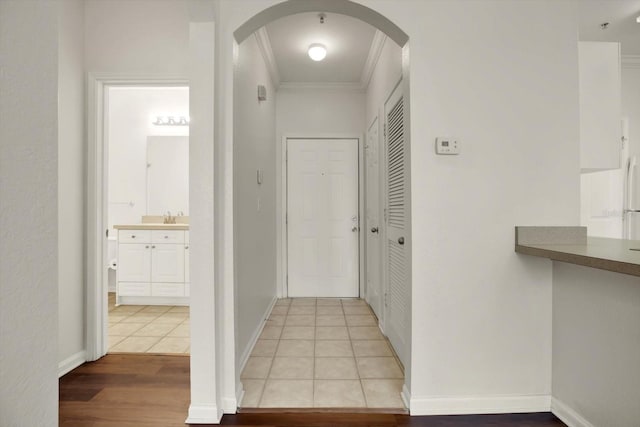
[[255, 300, 285, 408], [344, 299, 370, 408]]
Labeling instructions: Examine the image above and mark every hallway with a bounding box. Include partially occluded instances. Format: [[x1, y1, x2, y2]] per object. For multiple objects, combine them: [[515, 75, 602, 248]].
[[240, 298, 405, 409]]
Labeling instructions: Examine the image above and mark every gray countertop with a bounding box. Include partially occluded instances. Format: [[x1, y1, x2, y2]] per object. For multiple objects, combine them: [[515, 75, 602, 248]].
[[114, 224, 189, 230], [515, 230, 640, 277]]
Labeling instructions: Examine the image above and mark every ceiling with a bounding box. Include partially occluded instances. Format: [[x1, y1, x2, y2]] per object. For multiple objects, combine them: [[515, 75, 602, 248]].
[[579, 0, 640, 55], [263, 12, 378, 85]]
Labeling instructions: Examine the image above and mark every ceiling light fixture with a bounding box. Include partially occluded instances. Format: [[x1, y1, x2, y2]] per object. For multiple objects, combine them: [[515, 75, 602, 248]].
[[308, 43, 327, 61], [636, 15, 640, 23]]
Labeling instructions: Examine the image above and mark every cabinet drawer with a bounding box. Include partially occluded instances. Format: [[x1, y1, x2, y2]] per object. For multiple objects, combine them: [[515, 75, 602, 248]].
[[118, 282, 151, 296], [152, 282, 184, 297], [119, 230, 151, 243], [152, 230, 184, 244]]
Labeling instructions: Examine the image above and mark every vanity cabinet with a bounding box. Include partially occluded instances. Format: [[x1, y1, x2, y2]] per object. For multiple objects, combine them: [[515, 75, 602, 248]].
[[579, 41, 622, 172], [116, 228, 189, 306]]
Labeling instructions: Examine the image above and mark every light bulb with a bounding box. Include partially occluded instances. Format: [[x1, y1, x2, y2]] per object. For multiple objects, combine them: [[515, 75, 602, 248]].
[[308, 43, 327, 61]]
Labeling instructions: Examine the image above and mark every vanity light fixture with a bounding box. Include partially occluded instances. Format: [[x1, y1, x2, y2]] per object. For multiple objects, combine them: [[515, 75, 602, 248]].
[[308, 43, 327, 61], [152, 116, 190, 126], [636, 15, 640, 23]]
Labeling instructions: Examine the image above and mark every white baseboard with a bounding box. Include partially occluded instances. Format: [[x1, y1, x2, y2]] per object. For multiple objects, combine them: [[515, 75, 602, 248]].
[[238, 296, 277, 374], [551, 397, 595, 427], [232, 383, 245, 412], [410, 394, 551, 416], [185, 404, 222, 424], [401, 383, 411, 409], [222, 396, 238, 414], [58, 350, 86, 378]]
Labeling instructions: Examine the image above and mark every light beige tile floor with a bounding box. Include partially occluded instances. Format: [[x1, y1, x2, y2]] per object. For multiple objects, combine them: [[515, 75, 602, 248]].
[[239, 298, 406, 409], [108, 293, 190, 354]]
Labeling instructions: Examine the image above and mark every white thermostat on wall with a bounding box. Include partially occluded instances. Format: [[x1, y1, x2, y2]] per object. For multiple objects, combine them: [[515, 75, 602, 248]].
[[435, 137, 460, 155]]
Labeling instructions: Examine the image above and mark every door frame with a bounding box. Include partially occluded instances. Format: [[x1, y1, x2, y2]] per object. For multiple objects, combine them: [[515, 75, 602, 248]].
[[85, 73, 188, 361], [278, 134, 365, 299]]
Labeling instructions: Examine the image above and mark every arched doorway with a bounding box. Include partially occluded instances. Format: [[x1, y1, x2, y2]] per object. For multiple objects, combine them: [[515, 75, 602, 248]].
[[231, 0, 413, 411], [189, 0, 412, 422]]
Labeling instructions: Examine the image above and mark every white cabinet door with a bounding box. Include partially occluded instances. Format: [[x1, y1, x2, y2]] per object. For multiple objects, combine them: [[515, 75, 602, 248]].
[[118, 244, 151, 282], [151, 244, 185, 283], [579, 41, 621, 171]]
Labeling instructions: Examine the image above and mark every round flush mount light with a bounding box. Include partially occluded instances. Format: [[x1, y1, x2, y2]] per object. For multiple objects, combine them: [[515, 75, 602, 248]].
[[308, 43, 327, 61]]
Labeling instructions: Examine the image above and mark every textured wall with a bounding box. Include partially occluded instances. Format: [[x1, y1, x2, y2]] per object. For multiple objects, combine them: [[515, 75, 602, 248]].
[[58, 0, 86, 376], [0, 1, 59, 424], [553, 262, 640, 426], [233, 34, 278, 369]]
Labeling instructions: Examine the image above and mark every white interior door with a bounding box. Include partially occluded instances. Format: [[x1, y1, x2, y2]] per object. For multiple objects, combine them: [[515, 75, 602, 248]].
[[287, 138, 359, 298], [384, 83, 409, 367], [365, 119, 383, 320]]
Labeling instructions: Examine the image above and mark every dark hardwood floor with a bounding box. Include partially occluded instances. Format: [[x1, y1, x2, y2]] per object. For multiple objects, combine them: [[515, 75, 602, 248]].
[[59, 354, 566, 426]]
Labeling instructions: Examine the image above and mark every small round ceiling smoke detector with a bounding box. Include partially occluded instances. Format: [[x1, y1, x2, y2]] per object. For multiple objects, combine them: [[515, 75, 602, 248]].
[[308, 43, 327, 61], [600, 22, 610, 30]]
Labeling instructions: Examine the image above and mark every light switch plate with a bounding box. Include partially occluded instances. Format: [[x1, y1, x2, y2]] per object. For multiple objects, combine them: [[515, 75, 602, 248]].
[[435, 137, 460, 155]]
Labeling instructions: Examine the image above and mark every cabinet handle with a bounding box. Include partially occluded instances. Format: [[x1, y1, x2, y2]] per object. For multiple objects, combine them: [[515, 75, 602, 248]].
[[151, 245, 156, 249], [164, 235, 168, 239], [185, 245, 189, 249], [145, 245, 149, 249], [131, 235, 136, 239]]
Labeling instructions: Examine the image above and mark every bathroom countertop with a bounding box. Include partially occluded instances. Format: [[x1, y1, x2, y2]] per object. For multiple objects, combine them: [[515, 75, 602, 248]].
[[114, 224, 189, 230], [515, 226, 640, 277]]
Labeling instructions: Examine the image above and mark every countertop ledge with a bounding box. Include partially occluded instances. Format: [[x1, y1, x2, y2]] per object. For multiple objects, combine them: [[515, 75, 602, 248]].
[[515, 226, 640, 277], [114, 224, 189, 230]]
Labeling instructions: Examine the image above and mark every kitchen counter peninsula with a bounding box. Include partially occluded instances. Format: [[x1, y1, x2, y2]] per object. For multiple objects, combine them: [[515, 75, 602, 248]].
[[515, 226, 640, 426], [515, 226, 640, 277]]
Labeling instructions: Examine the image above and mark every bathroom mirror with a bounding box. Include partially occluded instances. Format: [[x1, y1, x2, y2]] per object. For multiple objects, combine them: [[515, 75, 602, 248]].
[[146, 136, 189, 215]]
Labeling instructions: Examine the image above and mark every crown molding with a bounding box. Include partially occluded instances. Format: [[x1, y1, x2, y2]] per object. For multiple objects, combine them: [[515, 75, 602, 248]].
[[254, 27, 281, 88], [360, 30, 387, 89], [278, 81, 365, 93], [622, 55, 640, 69]]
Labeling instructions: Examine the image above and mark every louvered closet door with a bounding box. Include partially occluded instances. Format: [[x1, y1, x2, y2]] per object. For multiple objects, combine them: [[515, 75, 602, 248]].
[[384, 83, 409, 367]]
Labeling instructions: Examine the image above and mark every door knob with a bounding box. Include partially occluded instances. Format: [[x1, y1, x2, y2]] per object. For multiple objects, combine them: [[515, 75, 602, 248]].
[[371, 227, 379, 233], [352, 227, 359, 232], [398, 237, 405, 245]]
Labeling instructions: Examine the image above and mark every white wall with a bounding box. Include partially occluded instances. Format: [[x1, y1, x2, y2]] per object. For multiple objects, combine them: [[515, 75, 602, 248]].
[[234, 34, 278, 370], [0, 1, 59, 423], [552, 262, 640, 426], [402, 1, 579, 411], [365, 36, 402, 129], [84, 0, 189, 75], [215, 0, 581, 416], [276, 89, 366, 137], [107, 87, 189, 231], [58, 0, 86, 376]]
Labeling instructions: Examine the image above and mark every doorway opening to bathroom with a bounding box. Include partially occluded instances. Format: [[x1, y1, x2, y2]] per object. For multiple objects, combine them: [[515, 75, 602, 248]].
[[86, 79, 190, 359]]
